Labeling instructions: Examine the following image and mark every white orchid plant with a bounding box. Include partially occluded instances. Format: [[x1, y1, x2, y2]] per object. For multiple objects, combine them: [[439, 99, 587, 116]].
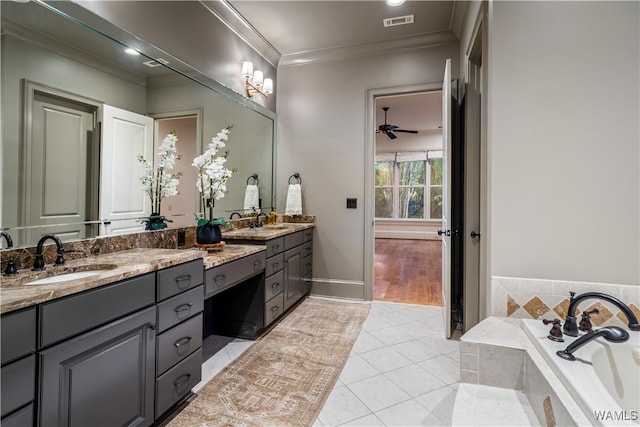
[[192, 125, 235, 227], [138, 131, 182, 221]]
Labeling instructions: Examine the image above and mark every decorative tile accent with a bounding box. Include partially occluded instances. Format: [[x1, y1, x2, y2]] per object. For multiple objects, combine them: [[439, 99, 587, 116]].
[[553, 299, 570, 320], [523, 296, 550, 319], [492, 276, 640, 330], [507, 295, 520, 316]]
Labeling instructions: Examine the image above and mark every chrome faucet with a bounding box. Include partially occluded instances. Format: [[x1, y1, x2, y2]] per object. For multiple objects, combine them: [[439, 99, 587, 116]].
[[1, 231, 13, 249], [563, 291, 640, 337], [556, 326, 629, 361], [32, 234, 65, 271]]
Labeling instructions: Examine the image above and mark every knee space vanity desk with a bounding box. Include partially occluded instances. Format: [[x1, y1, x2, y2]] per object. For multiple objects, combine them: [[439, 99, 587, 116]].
[[0, 223, 314, 426]]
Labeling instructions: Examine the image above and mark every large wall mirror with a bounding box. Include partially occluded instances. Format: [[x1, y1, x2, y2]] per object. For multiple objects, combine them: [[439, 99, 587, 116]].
[[1, 0, 275, 248]]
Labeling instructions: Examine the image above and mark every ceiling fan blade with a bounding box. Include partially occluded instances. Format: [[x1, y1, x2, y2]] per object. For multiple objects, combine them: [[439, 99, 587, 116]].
[[385, 131, 397, 140], [395, 129, 418, 134]]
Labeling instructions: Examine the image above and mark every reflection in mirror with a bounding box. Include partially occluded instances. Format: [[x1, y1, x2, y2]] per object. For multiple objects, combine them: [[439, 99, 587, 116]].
[[1, 0, 275, 248]]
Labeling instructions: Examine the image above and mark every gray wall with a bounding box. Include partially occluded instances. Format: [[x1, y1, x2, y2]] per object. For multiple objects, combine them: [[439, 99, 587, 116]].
[[487, 1, 639, 286], [276, 43, 459, 299]]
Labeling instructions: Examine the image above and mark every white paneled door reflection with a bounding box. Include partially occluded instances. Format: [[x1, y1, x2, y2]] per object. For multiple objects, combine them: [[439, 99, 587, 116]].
[[100, 105, 153, 235]]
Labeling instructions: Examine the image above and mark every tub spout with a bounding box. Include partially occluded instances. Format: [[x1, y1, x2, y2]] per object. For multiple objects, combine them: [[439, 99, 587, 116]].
[[563, 291, 640, 337], [557, 326, 629, 361]]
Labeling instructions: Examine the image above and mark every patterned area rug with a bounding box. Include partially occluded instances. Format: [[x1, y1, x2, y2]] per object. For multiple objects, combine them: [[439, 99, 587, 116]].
[[164, 298, 370, 427]]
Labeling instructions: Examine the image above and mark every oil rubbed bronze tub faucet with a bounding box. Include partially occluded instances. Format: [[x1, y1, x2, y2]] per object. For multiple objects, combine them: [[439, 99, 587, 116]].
[[556, 326, 629, 361], [32, 234, 65, 271], [563, 291, 640, 337]]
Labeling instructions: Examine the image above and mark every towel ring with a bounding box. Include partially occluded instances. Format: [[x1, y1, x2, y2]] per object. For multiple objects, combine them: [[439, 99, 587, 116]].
[[247, 174, 259, 185], [288, 173, 302, 185]]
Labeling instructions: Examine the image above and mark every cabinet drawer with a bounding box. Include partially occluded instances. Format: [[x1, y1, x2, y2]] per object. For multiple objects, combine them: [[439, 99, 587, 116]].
[[266, 237, 284, 257], [156, 349, 201, 417], [156, 285, 204, 333], [1, 354, 35, 417], [265, 292, 284, 326], [39, 273, 155, 348], [1, 307, 36, 364], [156, 313, 203, 375], [302, 228, 314, 242], [157, 259, 204, 302], [204, 252, 265, 298], [301, 241, 313, 258], [284, 231, 304, 250], [265, 270, 284, 302], [1, 403, 33, 427], [266, 253, 284, 277], [303, 254, 313, 277]]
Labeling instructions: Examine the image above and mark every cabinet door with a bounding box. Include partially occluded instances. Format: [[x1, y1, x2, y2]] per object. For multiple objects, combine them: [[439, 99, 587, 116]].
[[39, 307, 156, 427], [283, 246, 303, 311]]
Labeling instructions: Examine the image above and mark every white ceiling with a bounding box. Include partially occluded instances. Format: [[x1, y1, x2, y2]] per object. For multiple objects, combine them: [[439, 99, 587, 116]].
[[227, 0, 459, 135]]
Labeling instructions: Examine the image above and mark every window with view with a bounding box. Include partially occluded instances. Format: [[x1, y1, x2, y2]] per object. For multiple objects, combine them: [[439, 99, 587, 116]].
[[374, 151, 442, 220]]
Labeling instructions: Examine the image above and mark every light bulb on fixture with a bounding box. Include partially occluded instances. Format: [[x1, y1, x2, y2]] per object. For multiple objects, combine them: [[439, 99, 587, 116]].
[[241, 61, 273, 99], [386, 0, 405, 5]]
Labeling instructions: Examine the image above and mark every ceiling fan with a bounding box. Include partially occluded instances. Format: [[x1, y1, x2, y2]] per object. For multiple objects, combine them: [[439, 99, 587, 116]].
[[377, 107, 418, 140]]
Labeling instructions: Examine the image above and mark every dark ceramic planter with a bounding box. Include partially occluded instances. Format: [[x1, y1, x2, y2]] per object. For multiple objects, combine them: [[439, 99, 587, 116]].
[[196, 223, 222, 244], [144, 213, 168, 231]]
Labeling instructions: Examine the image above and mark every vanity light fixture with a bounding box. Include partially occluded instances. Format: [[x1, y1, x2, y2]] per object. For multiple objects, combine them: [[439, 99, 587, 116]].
[[242, 61, 273, 99], [386, 0, 405, 5], [124, 48, 140, 56]]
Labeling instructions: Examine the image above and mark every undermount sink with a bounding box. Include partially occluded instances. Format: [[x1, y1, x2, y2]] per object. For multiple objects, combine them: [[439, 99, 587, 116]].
[[24, 265, 117, 286]]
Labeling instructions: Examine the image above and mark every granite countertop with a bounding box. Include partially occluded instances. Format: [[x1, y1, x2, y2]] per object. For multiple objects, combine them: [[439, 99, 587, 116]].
[[0, 245, 265, 314], [222, 222, 315, 241]]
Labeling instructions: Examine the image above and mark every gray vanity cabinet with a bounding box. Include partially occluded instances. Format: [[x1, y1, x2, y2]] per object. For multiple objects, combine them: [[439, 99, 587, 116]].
[[283, 229, 313, 311], [154, 259, 203, 419], [1, 307, 36, 425], [37, 273, 156, 427]]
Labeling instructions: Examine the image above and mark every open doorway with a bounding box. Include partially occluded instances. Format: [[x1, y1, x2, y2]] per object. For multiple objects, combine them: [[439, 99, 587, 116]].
[[373, 91, 444, 306]]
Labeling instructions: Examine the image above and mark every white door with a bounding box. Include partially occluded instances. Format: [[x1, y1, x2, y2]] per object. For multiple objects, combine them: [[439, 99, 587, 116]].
[[26, 92, 96, 243], [100, 105, 154, 235], [440, 59, 453, 338]]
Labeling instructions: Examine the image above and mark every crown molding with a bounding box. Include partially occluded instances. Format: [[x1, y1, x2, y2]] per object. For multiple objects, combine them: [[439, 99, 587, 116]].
[[199, 0, 281, 68], [278, 30, 458, 68]]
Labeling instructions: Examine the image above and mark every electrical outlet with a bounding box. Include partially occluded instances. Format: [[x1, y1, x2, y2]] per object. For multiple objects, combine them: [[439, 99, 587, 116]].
[[177, 229, 186, 247], [347, 198, 357, 209]]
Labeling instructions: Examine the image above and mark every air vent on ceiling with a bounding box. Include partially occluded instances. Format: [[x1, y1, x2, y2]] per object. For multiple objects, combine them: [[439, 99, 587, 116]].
[[143, 58, 170, 68], [383, 14, 414, 27]]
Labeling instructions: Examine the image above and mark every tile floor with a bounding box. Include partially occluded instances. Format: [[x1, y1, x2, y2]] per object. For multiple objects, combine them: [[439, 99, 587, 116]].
[[194, 298, 461, 426]]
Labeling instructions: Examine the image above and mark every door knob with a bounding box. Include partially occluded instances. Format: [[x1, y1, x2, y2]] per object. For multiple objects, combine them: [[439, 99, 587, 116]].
[[470, 231, 481, 239], [437, 229, 450, 237]]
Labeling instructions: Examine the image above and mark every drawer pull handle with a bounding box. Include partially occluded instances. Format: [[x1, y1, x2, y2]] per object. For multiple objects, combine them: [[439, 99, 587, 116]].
[[254, 260, 262, 269], [214, 274, 226, 283], [271, 305, 280, 312], [174, 373, 191, 388], [175, 275, 192, 288], [174, 336, 192, 348], [271, 282, 280, 289], [272, 262, 280, 270], [271, 244, 279, 251], [174, 303, 193, 313]]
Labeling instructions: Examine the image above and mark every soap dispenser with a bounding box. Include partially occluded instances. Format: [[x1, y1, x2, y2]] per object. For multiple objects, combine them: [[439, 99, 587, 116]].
[[268, 209, 277, 225]]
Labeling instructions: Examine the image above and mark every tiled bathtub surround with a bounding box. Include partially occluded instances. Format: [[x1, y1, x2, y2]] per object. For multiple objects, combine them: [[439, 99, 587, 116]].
[[459, 317, 590, 426], [492, 276, 640, 329]]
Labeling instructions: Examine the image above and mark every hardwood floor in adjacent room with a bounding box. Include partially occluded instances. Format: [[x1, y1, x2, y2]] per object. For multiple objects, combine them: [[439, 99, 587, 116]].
[[374, 239, 442, 306]]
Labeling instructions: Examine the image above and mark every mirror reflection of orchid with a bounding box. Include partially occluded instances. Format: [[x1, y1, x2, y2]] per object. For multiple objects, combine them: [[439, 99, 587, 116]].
[[137, 131, 182, 229], [192, 125, 235, 227]]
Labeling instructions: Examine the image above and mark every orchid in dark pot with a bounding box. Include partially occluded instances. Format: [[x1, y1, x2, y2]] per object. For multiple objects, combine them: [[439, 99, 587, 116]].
[[192, 125, 235, 244]]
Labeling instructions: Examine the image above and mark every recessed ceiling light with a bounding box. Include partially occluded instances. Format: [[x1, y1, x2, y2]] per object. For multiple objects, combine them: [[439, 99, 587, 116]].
[[386, 0, 405, 6], [124, 48, 140, 56]]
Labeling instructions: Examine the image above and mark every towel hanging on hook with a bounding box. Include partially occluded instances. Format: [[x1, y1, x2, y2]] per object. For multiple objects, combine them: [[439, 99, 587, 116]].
[[286, 172, 302, 215], [244, 174, 260, 212]]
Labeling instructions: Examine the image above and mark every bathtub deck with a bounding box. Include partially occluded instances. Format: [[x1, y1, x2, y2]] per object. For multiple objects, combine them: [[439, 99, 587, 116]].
[[452, 384, 538, 426]]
